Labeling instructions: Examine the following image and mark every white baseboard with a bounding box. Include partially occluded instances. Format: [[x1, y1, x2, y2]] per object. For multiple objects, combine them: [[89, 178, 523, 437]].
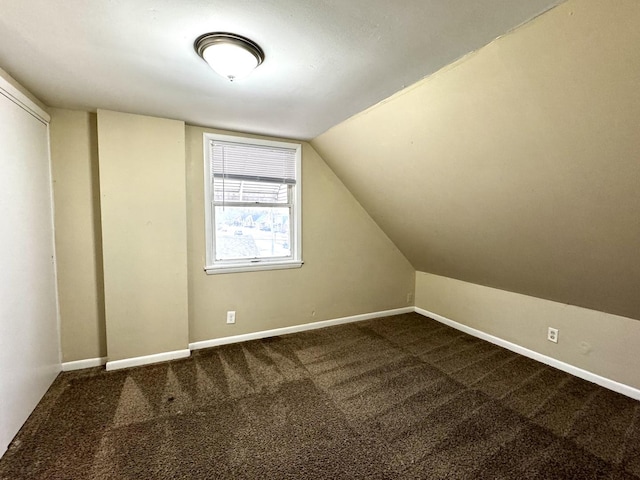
[[189, 306, 414, 351], [59, 306, 640, 402], [105, 349, 190, 371], [414, 307, 640, 401], [61, 357, 107, 372], [60, 308, 414, 372]]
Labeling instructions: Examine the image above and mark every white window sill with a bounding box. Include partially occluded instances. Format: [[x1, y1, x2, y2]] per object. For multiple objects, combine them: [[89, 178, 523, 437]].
[[205, 260, 303, 275]]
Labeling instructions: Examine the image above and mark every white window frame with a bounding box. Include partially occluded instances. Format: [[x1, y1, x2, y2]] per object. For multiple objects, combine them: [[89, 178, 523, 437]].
[[203, 133, 302, 274]]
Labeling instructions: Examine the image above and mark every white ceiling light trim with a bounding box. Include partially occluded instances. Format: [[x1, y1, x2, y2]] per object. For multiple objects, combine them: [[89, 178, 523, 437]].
[[195, 32, 264, 82]]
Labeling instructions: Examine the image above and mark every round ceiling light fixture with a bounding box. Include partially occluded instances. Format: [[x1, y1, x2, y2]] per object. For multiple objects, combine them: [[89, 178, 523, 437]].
[[195, 32, 264, 82]]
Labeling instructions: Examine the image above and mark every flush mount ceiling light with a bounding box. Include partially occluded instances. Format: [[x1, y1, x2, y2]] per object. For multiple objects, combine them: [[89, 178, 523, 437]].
[[195, 32, 264, 82]]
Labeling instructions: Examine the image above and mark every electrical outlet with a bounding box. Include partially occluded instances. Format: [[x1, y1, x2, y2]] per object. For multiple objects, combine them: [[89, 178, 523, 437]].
[[407, 292, 414, 304], [547, 327, 558, 343], [226, 311, 236, 324]]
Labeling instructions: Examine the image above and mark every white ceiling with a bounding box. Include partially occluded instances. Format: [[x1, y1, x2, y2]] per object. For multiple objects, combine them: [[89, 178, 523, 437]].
[[0, 0, 562, 140]]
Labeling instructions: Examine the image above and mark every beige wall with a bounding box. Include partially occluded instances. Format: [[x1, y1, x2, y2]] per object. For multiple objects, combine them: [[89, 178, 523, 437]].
[[416, 271, 640, 390], [312, 0, 640, 321], [186, 126, 415, 342], [50, 109, 106, 362], [97, 110, 189, 361], [51, 114, 413, 362]]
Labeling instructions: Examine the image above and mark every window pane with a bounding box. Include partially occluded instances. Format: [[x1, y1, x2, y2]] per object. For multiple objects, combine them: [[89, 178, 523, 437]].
[[214, 206, 291, 260], [213, 178, 289, 203]]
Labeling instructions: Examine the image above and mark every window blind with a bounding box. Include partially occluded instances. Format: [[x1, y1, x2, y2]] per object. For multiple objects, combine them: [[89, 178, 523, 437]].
[[212, 178, 288, 203], [210, 140, 297, 185]]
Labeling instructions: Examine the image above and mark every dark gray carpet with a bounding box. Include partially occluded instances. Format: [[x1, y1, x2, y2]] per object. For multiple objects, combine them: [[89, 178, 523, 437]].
[[1, 313, 639, 479]]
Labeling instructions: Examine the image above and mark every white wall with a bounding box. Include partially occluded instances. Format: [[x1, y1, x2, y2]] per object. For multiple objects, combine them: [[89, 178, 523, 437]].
[[0, 72, 60, 455]]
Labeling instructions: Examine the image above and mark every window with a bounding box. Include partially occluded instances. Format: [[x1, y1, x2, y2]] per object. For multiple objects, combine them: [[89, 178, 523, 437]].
[[204, 133, 302, 274]]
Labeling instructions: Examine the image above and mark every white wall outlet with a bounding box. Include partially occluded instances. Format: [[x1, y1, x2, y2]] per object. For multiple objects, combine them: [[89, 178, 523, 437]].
[[407, 292, 414, 304], [547, 327, 559, 343], [226, 311, 236, 324]]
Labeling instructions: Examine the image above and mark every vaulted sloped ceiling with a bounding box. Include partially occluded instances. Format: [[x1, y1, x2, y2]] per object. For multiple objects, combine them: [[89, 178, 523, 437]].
[[312, 0, 640, 320]]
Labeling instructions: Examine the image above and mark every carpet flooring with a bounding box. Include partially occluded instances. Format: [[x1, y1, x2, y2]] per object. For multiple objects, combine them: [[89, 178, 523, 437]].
[[1, 312, 640, 479]]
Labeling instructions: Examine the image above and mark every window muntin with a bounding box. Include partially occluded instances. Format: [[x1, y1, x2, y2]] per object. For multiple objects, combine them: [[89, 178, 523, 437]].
[[204, 133, 302, 274]]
